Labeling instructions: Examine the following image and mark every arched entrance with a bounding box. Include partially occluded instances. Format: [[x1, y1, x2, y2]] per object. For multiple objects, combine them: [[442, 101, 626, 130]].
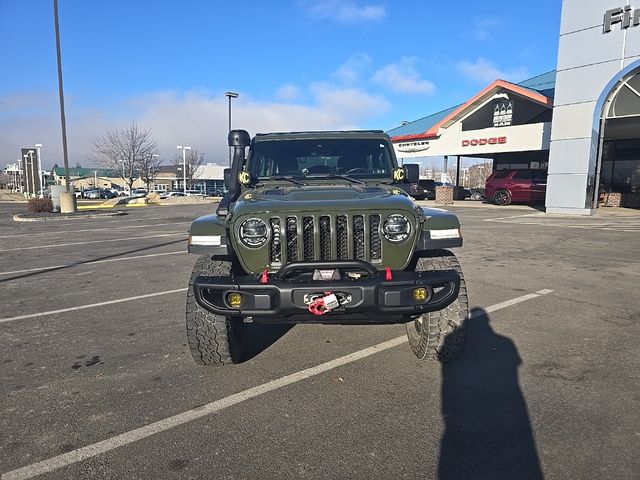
[[595, 65, 640, 209]]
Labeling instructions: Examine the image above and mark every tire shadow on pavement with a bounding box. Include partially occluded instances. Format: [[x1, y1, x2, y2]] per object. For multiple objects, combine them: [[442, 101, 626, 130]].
[[438, 308, 543, 480]]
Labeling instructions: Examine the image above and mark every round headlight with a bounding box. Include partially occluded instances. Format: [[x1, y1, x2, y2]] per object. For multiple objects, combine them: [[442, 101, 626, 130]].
[[383, 214, 411, 243], [239, 218, 267, 247]]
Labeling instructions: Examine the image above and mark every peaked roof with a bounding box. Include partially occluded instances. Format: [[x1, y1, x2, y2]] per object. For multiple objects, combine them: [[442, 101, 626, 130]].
[[517, 70, 556, 98], [387, 70, 557, 142]]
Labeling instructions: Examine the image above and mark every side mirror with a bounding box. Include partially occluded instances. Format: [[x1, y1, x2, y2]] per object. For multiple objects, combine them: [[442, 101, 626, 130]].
[[223, 168, 232, 189], [404, 164, 419, 184]]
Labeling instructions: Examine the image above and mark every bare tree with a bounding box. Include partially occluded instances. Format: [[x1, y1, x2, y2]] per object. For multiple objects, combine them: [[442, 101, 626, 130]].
[[173, 149, 205, 189], [92, 122, 158, 191], [0, 171, 10, 190], [468, 161, 492, 188], [138, 154, 162, 191]]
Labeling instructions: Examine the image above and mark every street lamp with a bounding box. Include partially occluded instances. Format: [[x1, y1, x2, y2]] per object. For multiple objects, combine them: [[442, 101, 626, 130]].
[[177, 145, 191, 194], [16, 158, 22, 193], [35, 144, 43, 197], [23, 154, 30, 196], [27, 150, 36, 197], [225, 91, 239, 166]]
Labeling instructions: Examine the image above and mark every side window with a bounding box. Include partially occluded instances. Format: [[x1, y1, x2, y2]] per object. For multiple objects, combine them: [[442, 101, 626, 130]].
[[513, 170, 531, 180], [532, 171, 547, 183]]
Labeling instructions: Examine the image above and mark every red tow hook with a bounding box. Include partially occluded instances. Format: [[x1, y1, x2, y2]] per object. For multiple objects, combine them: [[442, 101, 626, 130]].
[[385, 266, 393, 281], [309, 298, 327, 316], [259, 269, 268, 284], [308, 292, 339, 316]]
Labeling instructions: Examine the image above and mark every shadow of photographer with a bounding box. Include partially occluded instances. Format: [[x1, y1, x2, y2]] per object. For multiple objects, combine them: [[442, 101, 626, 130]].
[[438, 308, 543, 480]]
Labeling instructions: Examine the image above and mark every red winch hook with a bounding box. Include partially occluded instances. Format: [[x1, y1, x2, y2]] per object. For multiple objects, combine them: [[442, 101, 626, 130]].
[[308, 292, 339, 316]]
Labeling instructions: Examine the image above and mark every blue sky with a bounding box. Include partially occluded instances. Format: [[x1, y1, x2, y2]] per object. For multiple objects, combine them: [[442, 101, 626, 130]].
[[0, 0, 561, 168]]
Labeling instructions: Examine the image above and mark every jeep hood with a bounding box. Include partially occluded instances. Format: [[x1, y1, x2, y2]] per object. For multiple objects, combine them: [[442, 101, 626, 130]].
[[231, 185, 418, 217]]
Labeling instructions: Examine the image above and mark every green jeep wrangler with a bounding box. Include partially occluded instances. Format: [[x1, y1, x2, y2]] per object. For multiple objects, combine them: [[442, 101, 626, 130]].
[[186, 129, 468, 365]]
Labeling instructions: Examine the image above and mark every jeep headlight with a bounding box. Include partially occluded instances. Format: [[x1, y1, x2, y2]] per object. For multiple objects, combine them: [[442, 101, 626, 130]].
[[239, 218, 267, 247], [383, 214, 411, 243]]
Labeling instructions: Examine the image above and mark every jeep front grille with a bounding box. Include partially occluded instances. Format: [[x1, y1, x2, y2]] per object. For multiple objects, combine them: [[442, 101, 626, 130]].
[[269, 214, 382, 266], [286, 217, 298, 262]]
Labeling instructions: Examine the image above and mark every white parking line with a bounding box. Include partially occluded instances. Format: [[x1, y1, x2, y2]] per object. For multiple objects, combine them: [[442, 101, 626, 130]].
[[0, 222, 190, 239], [0, 251, 186, 276], [0, 288, 187, 324], [0, 233, 187, 253], [0, 290, 553, 480]]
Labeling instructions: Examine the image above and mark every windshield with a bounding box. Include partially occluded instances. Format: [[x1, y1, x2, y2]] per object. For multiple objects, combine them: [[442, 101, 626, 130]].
[[248, 138, 396, 180]]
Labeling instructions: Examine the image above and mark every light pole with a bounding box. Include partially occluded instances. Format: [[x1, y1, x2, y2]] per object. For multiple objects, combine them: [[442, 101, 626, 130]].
[[35, 144, 43, 197], [177, 145, 191, 194], [17, 159, 22, 193], [23, 154, 30, 196], [27, 150, 37, 197], [225, 91, 239, 166]]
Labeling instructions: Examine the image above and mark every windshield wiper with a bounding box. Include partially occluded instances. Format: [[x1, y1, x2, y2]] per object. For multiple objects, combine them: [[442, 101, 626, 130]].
[[263, 176, 307, 186], [306, 174, 365, 185]]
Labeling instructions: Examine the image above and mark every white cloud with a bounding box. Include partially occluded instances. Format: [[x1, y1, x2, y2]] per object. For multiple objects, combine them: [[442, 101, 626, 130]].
[[470, 15, 499, 40], [457, 58, 529, 84], [372, 57, 435, 94], [305, 0, 385, 23], [310, 82, 389, 121], [0, 85, 390, 169], [332, 53, 372, 84], [275, 83, 302, 102]]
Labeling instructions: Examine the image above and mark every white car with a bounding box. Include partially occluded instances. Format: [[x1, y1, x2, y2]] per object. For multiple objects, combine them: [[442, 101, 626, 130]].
[[160, 191, 187, 199]]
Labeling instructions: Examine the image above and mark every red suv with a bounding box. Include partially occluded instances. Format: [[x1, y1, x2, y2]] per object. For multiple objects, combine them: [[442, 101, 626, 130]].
[[485, 170, 547, 206]]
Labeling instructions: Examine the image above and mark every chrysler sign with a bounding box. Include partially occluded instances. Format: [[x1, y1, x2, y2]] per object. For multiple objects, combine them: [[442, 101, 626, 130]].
[[604, 6, 640, 33], [397, 140, 430, 153], [462, 136, 507, 147]]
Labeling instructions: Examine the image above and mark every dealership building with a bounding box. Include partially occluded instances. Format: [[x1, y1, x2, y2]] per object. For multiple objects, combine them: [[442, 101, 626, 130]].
[[389, 0, 640, 214]]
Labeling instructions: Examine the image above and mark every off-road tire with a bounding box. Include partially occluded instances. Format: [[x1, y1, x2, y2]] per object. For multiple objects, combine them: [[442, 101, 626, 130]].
[[406, 250, 469, 362], [493, 189, 512, 206], [186, 256, 242, 366]]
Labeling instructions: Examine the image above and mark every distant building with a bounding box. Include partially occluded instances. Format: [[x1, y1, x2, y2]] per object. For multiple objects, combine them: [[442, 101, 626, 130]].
[[51, 165, 145, 190]]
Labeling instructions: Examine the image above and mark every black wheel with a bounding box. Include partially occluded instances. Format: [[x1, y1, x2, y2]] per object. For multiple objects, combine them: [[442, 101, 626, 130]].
[[405, 250, 469, 362], [493, 189, 511, 206], [471, 192, 482, 200], [186, 256, 244, 366]]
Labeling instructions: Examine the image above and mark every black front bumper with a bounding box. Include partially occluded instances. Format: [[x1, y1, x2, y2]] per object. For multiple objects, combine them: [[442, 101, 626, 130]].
[[192, 260, 460, 324]]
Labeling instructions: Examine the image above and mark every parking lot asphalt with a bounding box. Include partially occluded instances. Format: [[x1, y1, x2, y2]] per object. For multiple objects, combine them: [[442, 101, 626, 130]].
[[1, 202, 639, 479]]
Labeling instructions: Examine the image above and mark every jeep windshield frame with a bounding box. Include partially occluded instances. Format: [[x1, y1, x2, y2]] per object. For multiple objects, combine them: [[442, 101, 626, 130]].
[[246, 137, 397, 184]]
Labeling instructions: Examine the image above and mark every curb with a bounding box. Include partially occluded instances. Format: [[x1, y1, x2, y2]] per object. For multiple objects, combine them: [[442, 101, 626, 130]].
[[12, 210, 127, 222], [77, 204, 116, 210]]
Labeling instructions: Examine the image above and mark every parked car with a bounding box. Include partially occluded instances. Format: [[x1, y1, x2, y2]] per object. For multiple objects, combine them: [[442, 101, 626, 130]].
[[184, 189, 205, 197], [206, 188, 226, 197], [109, 187, 127, 196], [131, 188, 148, 197], [160, 191, 187, 199], [468, 188, 485, 200], [82, 189, 98, 199], [485, 170, 547, 206], [99, 189, 116, 199], [410, 179, 436, 200]]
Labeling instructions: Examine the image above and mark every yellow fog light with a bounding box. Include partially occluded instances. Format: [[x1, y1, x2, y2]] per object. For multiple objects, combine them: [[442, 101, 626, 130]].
[[413, 288, 428, 302], [226, 292, 243, 308]]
